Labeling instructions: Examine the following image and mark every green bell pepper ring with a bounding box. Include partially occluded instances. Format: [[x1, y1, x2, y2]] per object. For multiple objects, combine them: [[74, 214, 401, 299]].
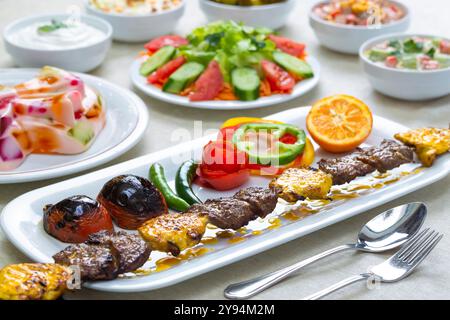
[[231, 123, 306, 166]]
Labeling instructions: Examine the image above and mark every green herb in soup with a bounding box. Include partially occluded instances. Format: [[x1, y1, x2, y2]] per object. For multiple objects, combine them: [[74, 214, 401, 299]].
[[366, 37, 450, 71]]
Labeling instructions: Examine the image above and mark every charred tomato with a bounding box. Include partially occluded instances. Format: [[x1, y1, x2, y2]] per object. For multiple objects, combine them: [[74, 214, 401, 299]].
[[43, 195, 114, 243], [97, 175, 168, 230]]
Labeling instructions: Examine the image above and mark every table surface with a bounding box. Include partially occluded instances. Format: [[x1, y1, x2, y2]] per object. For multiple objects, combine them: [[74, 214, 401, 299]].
[[1, 0, 449, 300]]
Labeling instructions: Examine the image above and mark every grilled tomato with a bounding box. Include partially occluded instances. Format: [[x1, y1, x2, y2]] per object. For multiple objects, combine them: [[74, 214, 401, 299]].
[[97, 175, 168, 230], [43, 195, 114, 243]]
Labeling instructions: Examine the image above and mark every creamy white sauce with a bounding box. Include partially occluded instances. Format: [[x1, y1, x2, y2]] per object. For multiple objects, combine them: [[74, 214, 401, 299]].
[[9, 20, 106, 50]]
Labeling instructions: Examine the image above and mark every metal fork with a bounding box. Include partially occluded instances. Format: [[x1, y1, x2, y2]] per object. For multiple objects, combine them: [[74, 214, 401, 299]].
[[303, 228, 443, 300]]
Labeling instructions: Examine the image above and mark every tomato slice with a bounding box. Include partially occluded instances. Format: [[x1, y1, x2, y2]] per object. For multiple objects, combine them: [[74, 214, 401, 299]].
[[198, 139, 250, 190], [197, 166, 250, 191], [261, 60, 296, 93], [147, 56, 186, 85], [144, 35, 188, 53], [190, 60, 224, 102], [268, 35, 306, 57], [202, 140, 247, 174], [440, 40, 450, 54]]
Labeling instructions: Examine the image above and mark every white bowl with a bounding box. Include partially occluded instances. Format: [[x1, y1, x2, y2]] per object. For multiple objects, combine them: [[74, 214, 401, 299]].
[[3, 14, 112, 72], [84, 0, 186, 42], [360, 33, 450, 101], [309, 0, 410, 54], [199, 0, 297, 30]]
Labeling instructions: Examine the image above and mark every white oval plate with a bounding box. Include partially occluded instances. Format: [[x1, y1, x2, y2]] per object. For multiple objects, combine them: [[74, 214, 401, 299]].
[[0, 68, 149, 184], [130, 56, 320, 110], [1, 106, 449, 293]]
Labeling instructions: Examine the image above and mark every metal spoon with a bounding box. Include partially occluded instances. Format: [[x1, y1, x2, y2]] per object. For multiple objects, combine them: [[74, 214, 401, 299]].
[[224, 202, 427, 299]]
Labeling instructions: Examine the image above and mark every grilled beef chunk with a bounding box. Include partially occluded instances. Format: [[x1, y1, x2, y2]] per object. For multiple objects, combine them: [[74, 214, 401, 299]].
[[53, 230, 151, 281], [53, 242, 120, 281], [319, 140, 414, 185], [318, 149, 375, 185], [87, 231, 151, 274], [356, 139, 414, 172], [233, 187, 278, 218], [189, 198, 256, 230]]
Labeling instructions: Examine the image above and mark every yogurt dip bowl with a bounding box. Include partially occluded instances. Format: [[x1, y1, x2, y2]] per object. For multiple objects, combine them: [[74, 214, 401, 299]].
[[309, 0, 410, 54], [199, 0, 297, 30], [84, 0, 186, 42], [3, 14, 112, 72], [360, 33, 450, 101]]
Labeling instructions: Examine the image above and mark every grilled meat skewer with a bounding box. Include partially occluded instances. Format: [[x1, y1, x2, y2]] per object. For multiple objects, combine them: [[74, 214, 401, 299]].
[[319, 139, 414, 185], [138, 187, 278, 256]]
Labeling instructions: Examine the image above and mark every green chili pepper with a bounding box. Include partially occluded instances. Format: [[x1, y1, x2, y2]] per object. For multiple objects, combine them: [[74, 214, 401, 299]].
[[175, 160, 202, 205], [149, 163, 190, 212], [232, 123, 306, 166]]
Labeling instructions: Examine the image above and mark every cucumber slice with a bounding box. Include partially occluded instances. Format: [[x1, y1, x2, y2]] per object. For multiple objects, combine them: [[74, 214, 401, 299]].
[[139, 46, 175, 76], [273, 51, 314, 78], [400, 55, 418, 69], [434, 53, 450, 68], [231, 67, 260, 101], [163, 62, 205, 94], [368, 47, 396, 62], [183, 50, 216, 66]]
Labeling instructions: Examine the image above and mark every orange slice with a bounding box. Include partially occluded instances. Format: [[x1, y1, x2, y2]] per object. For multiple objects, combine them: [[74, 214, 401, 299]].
[[306, 95, 373, 153]]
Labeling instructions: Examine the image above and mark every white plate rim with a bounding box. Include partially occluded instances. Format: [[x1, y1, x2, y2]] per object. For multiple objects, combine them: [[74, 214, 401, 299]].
[[129, 56, 321, 110], [0, 68, 149, 184], [1, 107, 449, 292]]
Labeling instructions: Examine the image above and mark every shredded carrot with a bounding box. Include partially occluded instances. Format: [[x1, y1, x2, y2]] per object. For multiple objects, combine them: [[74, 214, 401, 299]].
[[260, 79, 272, 97], [215, 83, 237, 101], [180, 83, 195, 96]]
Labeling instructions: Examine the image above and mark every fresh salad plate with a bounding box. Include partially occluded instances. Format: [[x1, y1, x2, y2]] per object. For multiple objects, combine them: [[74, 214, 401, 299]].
[[1, 106, 448, 293], [130, 21, 320, 110], [0, 68, 149, 184], [130, 56, 320, 110]]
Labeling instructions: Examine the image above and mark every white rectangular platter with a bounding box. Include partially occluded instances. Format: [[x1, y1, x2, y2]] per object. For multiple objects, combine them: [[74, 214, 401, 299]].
[[1, 106, 449, 293]]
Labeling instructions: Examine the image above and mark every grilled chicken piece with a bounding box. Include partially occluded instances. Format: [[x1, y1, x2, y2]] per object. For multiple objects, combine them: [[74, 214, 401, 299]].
[[318, 149, 375, 185], [233, 187, 278, 218], [356, 139, 414, 172], [270, 168, 333, 202], [87, 231, 151, 274], [53, 242, 120, 281], [0, 263, 71, 300], [395, 128, 450, 167], [189, 198, 257, 230], [138, 213, 208, 256]]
